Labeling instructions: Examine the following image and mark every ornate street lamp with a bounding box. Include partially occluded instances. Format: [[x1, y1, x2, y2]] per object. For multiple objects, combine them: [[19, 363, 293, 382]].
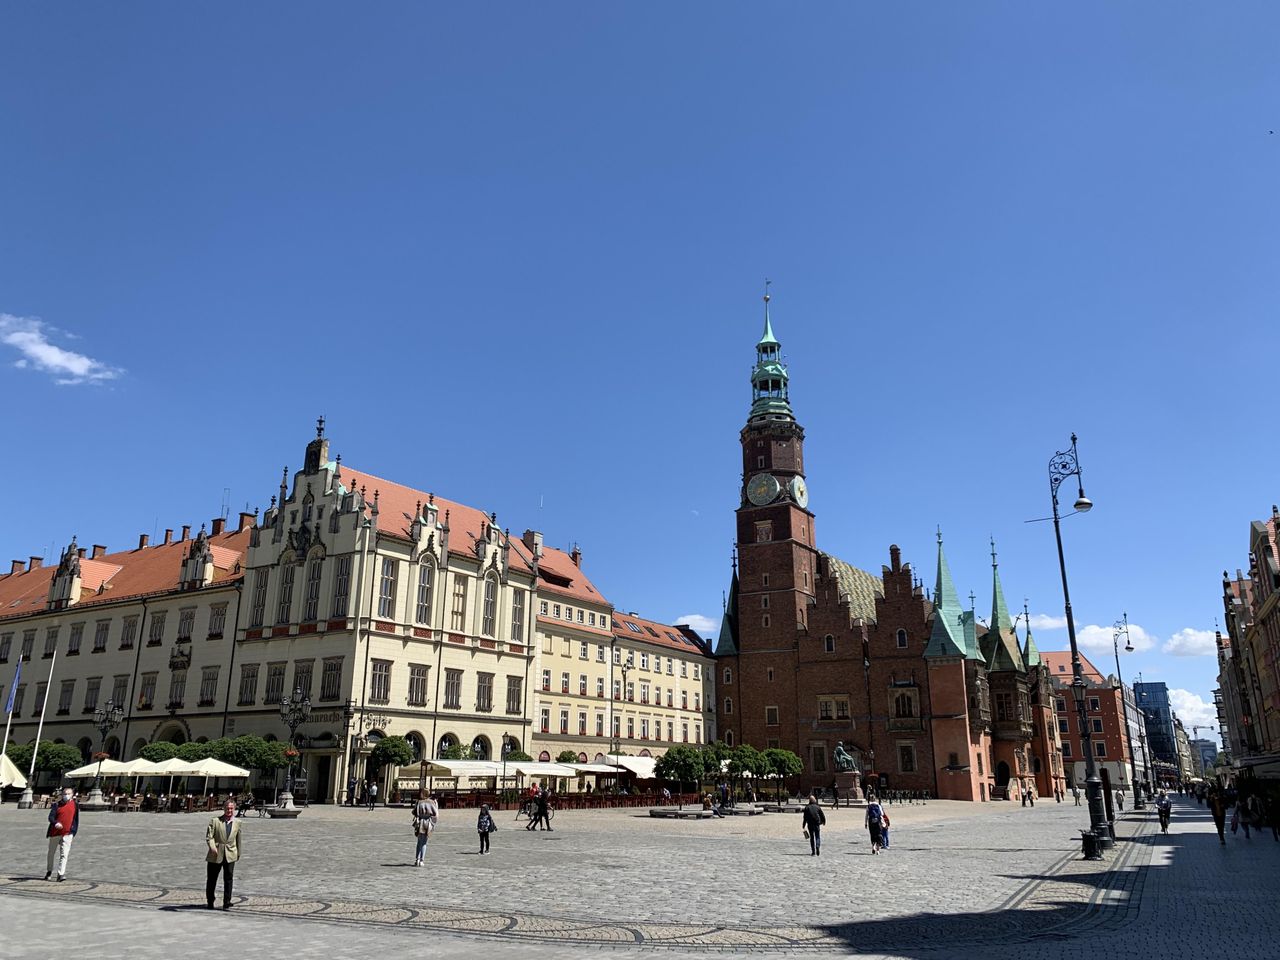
[[1112, 614, 1144, 810], [277, 686, 312, 809], [85, 699, 125, 809], [501, 733, 512, 808], [1047, 433, 1110, 853], [340, 698, 356, 804]]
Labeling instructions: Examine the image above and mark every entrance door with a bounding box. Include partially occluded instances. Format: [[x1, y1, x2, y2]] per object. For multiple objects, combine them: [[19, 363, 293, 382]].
[[996, 761, 1011, 787], [314, 755, 333, 803]]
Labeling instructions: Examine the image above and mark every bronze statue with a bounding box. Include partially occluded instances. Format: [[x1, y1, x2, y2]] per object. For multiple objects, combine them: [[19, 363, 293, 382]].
[[833, 742, 857, 772]]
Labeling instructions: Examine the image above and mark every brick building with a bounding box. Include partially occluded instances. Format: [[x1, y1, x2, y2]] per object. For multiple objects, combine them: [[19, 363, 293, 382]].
[[1043, 651, 1138, 794], [715, 296, 1049, 799]]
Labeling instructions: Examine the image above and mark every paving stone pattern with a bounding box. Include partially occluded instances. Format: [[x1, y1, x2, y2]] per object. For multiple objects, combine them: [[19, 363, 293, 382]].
[[1, 795, 1276, 958]]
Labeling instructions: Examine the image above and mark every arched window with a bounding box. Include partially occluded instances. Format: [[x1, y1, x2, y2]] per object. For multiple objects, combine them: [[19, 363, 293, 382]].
[[415, 561, 434, 624], [538, 750, 551, 762], [725, 730, 735, 747], [724, 697, 734, 715], [894, 692, 916, 718], [723, 667, 732, 685], [437, 733, 457, 758], [824, 634, 835, 653], [404, 732, 424, 762], [471, 736, 491, 761], [896, 629, 908, 649], [481, 576, 498, 637]]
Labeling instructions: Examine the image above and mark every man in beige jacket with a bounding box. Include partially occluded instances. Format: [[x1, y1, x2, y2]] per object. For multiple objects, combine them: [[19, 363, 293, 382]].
[[205, 799, 242, 910]]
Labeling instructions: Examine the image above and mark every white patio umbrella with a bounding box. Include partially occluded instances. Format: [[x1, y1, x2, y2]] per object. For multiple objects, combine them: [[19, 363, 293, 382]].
[[150, 756, 200, 795], [0, 752, 27, 789], [184, 757, 251, 798], [65, 759, 132, 778]]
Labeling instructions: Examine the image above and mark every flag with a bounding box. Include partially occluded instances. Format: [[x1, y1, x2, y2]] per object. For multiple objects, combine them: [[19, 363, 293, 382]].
[[4, 659, 19, 715]]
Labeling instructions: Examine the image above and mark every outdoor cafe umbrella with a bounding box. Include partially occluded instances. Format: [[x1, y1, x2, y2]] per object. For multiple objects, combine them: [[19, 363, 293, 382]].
[[65, 758, 132, 779], [184, 757, 251, 797]]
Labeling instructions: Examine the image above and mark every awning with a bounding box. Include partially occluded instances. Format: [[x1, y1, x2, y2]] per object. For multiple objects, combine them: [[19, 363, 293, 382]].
[[569, 763, 621, 774], [508, 762, 578, 777], [411, 760, 502, 777], [0, 752, 27, 789], [183, 758, 251, 778], [65, 759, 133, 778], [610, 756, 657, 779]]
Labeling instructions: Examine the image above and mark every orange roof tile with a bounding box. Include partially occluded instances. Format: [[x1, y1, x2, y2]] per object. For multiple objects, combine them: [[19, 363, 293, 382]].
[[613, 610, 712, 657], [0, 529, 250, 622], [1041, 650, 1106, 683]]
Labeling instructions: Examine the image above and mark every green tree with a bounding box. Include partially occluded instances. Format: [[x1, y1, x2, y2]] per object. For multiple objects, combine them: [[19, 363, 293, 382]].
[[5, 742, 35, 774], [727, 744, 766, 800], [140, 741, 180, 763], [762, 748, 804, 801], [38, 743, 85, 776], [555, 749, 580, 764], [654, 746, 705, 808], [505, 749, 532, 762], [177, 740, 215, 762], [369, 735, 415, 772]]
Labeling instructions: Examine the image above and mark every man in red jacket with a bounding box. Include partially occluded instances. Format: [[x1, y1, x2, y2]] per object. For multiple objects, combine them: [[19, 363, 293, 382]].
[[45, 787, 80, 881]]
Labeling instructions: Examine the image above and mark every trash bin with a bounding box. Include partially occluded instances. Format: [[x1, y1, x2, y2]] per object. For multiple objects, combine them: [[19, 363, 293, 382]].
[[1080, 829, 1102, 860]]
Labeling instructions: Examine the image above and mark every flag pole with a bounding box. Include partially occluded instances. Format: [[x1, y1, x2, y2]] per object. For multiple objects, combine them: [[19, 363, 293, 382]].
[[1, 659, 21, 761], [17, 650, 56, 809]]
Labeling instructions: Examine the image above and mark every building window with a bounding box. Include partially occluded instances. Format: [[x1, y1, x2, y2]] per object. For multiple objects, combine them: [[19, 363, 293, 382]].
[[596, 714, 605, 736], [765, 705, 779, 726], [762, 573, 770, 587], [303, 558, 323, 621], [21, 630, 34, 660], [482, 577, 498, 637], [415, 562, 434, 624], [762, 614, 771, 628], [578, 711, 588, 735], [561, 672, 571, 694], [138, 672, 157, 711], [666, 658, 673, 675], [264, 662, 286, 704], [723, 667, 732, 685], [579, 674, 588, 696], [199, 667, 219, 706], [57, 680, 74, 715], [476, 672, 494, 712], [238, 664, 259, 705], [553, 604, 561, 619], [1061, 743, 1072, 758], [510, 591, 525, 641], [83, 677, 101, 713], [597, 644, 606, 662], [1058, 717, 1069, 734], [506, 675, 523, 715], [577, 609, 585, 623], [539, 601, 548, 616], [724, 696, 734, 715], [369, 660, 392, 704], [819, 698, 834, 721], [995, 692, 1013, 721], [444, 669, 462, 709], [898, 742, 917, 773], [540, 708, 550, 733], [378, 557, 398, 619], [450, 577, 467, 631], [64, 623, 83, 656], [811, 743, 827, 773], [694, 692, 701, 711], [626, 717, 634, 738], [894, 691, 917, 718], [1094, 741, 1106, 758], [408, 664, 430, 706], [249, 569, 269, 627], [331, 555, 352, 619], [682, 722, 689, 742], [640, 683, 649, 704], [11, 684, 24, 715], [147, 613, 166, 646], [579, 641, 589, 661], [836, 698, 851, 720], [1091, 718, 1104, 734], [824, 634, 835, 653], [1088, 696, 1101, 712], [208, 603, 228, 637], [641, 719, 650, 739], [564, 606, 572, 621], [173, 607, 194, 642], [44, 627, 59, 658], [560, 710, 570, 734], [681, 661, 688, 678], [30, 682, 46, 716], [0, 632, 10, 662], [596, 677, 605, 697], [896, 629, 908, 649], [292, 660, 313, 699], [320, 658, 343, 701], [1055, 697, 1066, 712], [111, 675, 128, 707], [681, 690, 688, 710], [626, 681, 635, 701]]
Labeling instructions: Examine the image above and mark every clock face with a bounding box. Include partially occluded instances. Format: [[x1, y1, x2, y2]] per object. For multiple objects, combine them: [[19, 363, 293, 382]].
[[746, 473, 781, 506], [790, 476, 809, 509]]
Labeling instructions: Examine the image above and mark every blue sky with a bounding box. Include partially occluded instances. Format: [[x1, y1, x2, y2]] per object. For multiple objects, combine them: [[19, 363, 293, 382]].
[[4, 3, 1277, 740]]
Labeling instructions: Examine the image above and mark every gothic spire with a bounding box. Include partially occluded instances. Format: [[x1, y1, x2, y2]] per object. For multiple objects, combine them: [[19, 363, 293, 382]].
[[924, 529, 967, 659], [1022, 598, 1042, 668], [748, 281, 793, 422], [986, 540, 1025, 672]]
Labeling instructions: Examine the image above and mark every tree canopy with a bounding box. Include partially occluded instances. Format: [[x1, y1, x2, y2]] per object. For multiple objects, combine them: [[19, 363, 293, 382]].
[[654, 745, 705, 787], [555, 749, 581, 764], [505, 749, 533, 762], [370, 735, 415, 771]]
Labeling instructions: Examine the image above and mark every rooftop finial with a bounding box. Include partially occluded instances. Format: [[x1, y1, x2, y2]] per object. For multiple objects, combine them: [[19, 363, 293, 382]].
[[936, 524, 943, 545], [316, 415, 325, 438], [968, 590, 976, 612], [990, 537, 998, 568], [763, 277, 771, 305]]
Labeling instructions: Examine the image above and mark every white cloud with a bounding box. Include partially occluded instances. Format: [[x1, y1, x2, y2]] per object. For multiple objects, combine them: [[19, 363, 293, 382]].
[[675, 614, 718, 636], [1169, 689, 1218, 730], [0, 314, 123, 385], [1076, 622, 1157, 653], [1030, 613, 1068, 630], [1162, 628, 1217, 657]]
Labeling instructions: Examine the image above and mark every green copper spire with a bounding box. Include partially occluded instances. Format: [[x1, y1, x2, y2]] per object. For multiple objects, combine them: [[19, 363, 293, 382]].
[[716, 552, 740, 656], [749, 281, 793, 421], [986, 540, 1026, 673], [1022, 600, 1042, 667], [924, 529, 967, 658]]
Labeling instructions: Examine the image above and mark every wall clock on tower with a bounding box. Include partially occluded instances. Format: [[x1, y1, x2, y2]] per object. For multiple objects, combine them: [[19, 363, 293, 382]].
[[746, 473, 781, 506], [790, 476, 809, 509]]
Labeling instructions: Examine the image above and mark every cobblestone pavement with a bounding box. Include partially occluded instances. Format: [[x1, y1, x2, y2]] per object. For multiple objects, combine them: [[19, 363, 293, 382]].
[[1, 795, 1276, 958]]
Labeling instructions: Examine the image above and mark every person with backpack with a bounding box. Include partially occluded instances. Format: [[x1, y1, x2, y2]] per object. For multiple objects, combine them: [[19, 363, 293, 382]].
[[412, 793, 438, 866], [865, 794, 886, 855], [801, 794, 826, 856], [477, 803, 496, 854]]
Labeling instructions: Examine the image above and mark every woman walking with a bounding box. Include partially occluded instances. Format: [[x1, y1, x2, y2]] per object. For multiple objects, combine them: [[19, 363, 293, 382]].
[[865, 794, 886, 855], [477, 803, 496, 855], [412, 793, 438, 866]]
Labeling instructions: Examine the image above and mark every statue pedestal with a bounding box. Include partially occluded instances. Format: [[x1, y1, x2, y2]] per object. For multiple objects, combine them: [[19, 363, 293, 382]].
[[834, 771, 862, 805]]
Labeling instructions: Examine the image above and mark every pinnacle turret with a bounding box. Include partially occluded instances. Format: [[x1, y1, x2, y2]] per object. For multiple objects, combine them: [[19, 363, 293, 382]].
[[748, 281, 794, 423]]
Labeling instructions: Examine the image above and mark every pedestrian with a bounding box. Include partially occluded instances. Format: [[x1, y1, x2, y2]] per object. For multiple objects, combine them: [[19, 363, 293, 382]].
[[367, 780, 378, 810], [1265, 792, 1280, 842], [881, 811, 891, 849], [801, 794, 826, 856], [865, 794, 886, 855], [205, 798, 242, 910], [535, 785, 552, 831], [1156, 790, 1172, 834], [1021, 785, 1028, 808], [44, 786, 80, 882], [347, 776, 357, 806], [1072, 785, 1081, 806], [412, 793, 438, 866], [477, 803, 496, 854], [1208, 788, 1228, 845]]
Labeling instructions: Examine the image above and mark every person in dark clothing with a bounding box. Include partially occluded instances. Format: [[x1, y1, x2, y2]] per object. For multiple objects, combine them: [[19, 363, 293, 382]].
[[802, 795, 826, 856], [865, 795, 886, 854], [535, 788, 552, 831], [477, 803, 496, 854], [1208, 789, 1228, 845], [45, 787, 80, 881]]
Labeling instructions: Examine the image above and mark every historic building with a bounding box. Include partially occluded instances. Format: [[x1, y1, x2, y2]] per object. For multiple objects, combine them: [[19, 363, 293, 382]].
[[714, 296, 1050, 799], [1044, 651, 1138, 794]]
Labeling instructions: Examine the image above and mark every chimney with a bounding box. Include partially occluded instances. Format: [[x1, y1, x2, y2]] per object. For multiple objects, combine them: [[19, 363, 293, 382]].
[[28, 556, 43, 570], [181, 525, 191, 541], [889, 544, 901, 572], [76, 547, 86, 560], [522, 529, 544, 559], [163, 528, 174, 545], [91, 544, 106, 559], [237, 512, 254, 533], [570, 544, 582, 568], [10, 560, 24, 575], [138, 534, 149, 549], [212, 517, 226, 536]]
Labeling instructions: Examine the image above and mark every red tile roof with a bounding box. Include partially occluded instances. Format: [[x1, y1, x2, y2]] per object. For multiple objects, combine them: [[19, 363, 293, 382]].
[[0, 529, 250, 622], [613, 610, 712, 657], [1041, 650, 1106, 683]]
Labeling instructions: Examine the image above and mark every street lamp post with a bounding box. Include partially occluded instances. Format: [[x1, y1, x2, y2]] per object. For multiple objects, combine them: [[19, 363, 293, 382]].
[[85, 699, 125, 809], [1047, 433, 1110, 852], [1112, 614, 1144, 810], [611, 657, 632, 791], [340, 699, 356, 804], [277, 686, 312, 809], [501, 733, 512, 809]]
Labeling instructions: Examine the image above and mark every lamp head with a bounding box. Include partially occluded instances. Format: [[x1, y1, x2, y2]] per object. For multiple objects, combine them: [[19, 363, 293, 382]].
[[1125, 641, 1134, 653], [1073, 492, 1093, 513]]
